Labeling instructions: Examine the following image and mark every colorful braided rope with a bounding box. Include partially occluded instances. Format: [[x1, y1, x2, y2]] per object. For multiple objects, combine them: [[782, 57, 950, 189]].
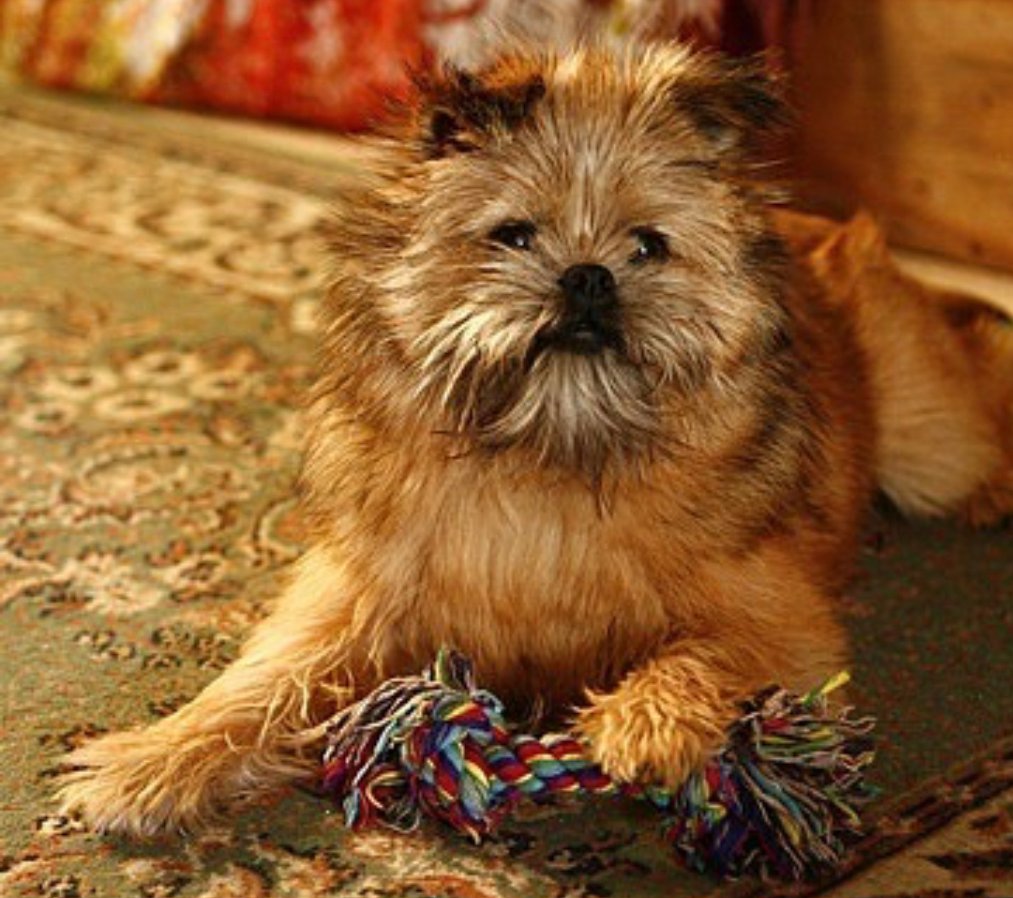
[[321, 650, 876, 880]]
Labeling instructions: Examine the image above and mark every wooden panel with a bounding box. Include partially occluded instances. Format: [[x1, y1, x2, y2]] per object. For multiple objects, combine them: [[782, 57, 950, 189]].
[[790, 0, 1013, 272]]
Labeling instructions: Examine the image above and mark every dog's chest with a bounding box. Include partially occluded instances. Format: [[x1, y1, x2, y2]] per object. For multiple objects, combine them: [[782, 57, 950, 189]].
[[429, 481, 591, 603], [376, 468, 674, 700]]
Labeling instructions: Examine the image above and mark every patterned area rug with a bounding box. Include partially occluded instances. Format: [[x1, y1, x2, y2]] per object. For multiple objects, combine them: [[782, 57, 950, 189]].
[[0, 85, 1011, 898]]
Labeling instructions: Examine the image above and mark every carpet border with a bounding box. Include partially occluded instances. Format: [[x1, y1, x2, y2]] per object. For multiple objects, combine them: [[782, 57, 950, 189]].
[[722, 731, 1013, 897]]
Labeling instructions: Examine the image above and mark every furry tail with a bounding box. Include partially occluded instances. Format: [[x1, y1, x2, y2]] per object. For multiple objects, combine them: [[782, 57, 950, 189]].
[[793, 210, 1013, 525]]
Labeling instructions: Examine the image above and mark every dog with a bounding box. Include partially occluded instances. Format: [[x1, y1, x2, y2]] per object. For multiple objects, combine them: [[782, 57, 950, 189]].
[[58, 43, 1013, 837]]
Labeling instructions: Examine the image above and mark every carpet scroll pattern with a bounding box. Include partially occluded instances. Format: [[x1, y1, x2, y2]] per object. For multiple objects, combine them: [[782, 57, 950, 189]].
[[0, 88, 1011, 898]]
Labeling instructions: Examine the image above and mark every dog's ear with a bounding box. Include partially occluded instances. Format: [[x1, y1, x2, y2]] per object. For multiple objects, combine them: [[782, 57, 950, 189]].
[[419, 67, 546, 157], [671, 55, 788, 156]]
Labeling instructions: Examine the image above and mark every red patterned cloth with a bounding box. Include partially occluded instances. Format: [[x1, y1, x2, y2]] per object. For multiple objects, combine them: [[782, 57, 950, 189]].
[[154, 1, 428, 129], [1, 0, 429, 129], [0, 0, 787, 130]]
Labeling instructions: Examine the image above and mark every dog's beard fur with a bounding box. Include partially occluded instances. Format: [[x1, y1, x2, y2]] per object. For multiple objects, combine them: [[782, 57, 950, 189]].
[[326, 44, 791, 482], [404, 260, 748, 475], [430, 343, 658, 472]]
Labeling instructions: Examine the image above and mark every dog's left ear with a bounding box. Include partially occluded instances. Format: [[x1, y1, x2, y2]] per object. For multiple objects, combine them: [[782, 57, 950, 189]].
[[672, 55, 788, 156], [419, 67, 546, 158]]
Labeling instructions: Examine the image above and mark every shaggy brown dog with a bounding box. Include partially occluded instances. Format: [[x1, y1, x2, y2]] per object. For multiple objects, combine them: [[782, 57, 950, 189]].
[[59, 44, 1013, 837]]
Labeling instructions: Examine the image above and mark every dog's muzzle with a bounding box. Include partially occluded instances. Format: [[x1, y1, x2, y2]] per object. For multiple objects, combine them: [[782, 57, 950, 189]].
[[549, 263, 623, 355]]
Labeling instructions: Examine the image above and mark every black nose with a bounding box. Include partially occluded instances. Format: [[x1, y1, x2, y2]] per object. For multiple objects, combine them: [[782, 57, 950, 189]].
[[558, 263, 617, 317]]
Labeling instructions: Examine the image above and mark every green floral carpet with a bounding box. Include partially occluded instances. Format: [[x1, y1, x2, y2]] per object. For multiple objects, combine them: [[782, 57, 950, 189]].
[[0, 86, 1011, 898]]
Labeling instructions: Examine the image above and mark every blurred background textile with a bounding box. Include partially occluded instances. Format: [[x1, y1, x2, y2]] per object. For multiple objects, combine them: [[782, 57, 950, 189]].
[[0, 0, 789, 129]]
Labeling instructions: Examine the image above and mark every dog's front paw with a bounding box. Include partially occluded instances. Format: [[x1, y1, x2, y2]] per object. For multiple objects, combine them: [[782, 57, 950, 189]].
[[575, 695, 712, 788], [574, 660, 735, 789], [58, 728, 222, 837]]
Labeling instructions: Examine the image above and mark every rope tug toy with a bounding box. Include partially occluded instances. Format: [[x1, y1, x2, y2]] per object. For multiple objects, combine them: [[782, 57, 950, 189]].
[[322, 649, 877, 880]]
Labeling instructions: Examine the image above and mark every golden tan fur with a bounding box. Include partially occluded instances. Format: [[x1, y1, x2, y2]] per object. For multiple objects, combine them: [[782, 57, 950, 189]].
[[58, 44, 1013, 837]]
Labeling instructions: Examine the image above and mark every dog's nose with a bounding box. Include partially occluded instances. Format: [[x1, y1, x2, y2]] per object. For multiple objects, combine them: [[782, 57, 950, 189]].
[[558, 263, 617, 317]]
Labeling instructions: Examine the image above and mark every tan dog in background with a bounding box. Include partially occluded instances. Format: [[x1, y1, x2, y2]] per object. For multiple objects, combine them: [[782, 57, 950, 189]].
[[59, 43, 1013, 837]]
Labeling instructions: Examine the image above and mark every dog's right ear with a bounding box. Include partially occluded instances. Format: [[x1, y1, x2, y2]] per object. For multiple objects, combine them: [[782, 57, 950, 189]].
[[418, 67, 546, 158]]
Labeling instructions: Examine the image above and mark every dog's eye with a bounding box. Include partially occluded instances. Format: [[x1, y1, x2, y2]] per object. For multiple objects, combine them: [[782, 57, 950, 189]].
[[489, 220, 537, 251], [629, 227, 670, 265]]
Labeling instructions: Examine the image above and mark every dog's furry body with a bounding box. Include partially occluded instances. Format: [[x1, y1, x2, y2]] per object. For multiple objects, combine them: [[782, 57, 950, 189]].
[[59, 44, 1013, 837]]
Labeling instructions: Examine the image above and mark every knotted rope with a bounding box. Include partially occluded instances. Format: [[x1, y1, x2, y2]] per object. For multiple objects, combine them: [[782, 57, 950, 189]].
[[321, 649, 876, 880]]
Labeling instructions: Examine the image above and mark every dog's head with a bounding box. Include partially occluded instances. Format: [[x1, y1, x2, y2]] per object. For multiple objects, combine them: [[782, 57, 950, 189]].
[[327, 45, 791, 476]]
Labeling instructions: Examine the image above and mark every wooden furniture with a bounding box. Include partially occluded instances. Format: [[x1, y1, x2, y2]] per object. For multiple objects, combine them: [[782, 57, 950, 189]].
[[790, 0, 1013, 273]]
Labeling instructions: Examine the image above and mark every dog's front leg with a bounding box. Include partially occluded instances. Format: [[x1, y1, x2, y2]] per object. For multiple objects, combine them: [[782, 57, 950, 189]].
[[574, 557, 846, 789], [58, 546, 376, 837]]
